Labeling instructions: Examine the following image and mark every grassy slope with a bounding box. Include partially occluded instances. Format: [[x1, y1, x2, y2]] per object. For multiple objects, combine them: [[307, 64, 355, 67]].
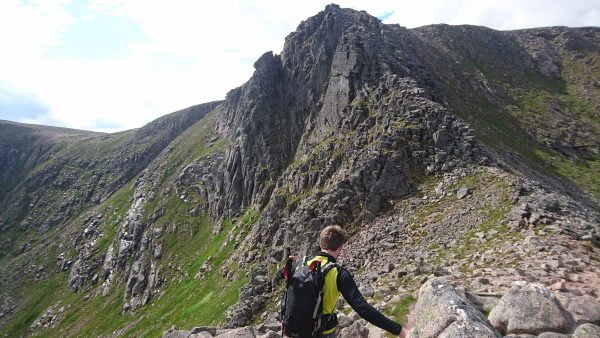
[[34, 212, 249, 338], [443, 36, 600, 200], [0, 180, 136, 337], [1, 106, 243, 337], [3, 103, 217, 245], [2, 214, 248, 337], [506, 53, 600, 198], [0, 130, 138, 272], [0, 130, 138, 252]]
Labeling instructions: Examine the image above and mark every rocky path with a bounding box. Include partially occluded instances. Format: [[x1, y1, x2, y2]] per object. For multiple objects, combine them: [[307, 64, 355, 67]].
[[164, 166, 600, 338]]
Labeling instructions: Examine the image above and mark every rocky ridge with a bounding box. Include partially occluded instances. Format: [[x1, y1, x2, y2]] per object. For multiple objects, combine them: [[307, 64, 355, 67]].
[[191, 166, 599, 338]]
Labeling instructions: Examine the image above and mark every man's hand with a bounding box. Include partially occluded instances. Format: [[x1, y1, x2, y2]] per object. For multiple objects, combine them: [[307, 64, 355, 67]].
[[399, 326, 409, 338]]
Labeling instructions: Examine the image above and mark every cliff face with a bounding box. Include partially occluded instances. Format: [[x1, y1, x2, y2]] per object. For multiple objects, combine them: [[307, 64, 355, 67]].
[[1, 4, 599, 337]]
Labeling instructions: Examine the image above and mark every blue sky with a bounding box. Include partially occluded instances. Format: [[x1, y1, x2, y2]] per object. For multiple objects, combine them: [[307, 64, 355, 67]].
[[50, 0, 145, 61], [0, 84, 52, 122], [0, 0, 598, 132]]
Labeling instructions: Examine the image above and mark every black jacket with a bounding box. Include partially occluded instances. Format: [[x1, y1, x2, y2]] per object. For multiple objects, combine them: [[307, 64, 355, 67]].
[[278, 252, 402, 335], [317, 252, 402, 335]]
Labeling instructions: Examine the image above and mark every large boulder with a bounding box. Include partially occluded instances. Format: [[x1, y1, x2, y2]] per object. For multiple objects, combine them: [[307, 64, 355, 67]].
[[163, 326, 257, 338], [189, 326, 218, 337], [214, 326, 256, 337], [408, 278, 501, 338], [162, 327, 192, 338], [573, 323, 600, 338], [537, 333, 571, 338], [488, 281, 575, 335], [556, 293, 600, 325], [189, 333, 213, 338]]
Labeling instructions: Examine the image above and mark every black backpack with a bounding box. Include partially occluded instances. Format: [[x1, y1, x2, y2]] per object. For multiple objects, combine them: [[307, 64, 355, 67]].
[[280, 256, 339, 337]]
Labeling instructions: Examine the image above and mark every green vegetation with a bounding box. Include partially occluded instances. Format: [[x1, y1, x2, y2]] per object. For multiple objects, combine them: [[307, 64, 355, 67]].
[[97, 181, 135, 253], [402, 174, 447, 232], [510, 87, 598, 145], [390, 295, 417, 325], [506, 65, 600, 199], [446, 83, 552, 174], [42, 285, 128, 337], [0, 226, 26, 262], [1, 105, 245, 337], [351, 98, 378, 117], [102, 130, 136, 149], [289, 129, 354, 170], [402, 170, 521, 272], [470, 58, 503, 82], [276, 187, 318, 209], [448, 175, 519, 272], [2, 208, 248, 337], [534, 149, 600, 199], [157, 106, 229, 188], [523, 69, 567, 94], [124, 215, 247, 337], [562, 94, 600, 123], [445, 50, 600, 200], [384, 295, 417, 337], [239, 207, 261, 227], [2, 273, 77, 337]]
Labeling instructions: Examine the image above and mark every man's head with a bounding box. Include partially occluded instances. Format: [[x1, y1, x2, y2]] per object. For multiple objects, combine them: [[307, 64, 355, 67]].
[[319, 225, 348, 254]]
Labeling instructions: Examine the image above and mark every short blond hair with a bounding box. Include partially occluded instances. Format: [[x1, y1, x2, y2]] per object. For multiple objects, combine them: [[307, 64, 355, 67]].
[[319, 225, 348, 250]]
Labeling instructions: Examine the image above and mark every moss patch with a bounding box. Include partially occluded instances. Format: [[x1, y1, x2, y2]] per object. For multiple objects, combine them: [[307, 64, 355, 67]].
[[391, 295, 416, 325], [97, 181, 135, 253], [2, 273, 75, 337], [384, 295, 417, 337], [534, 149, 600, 199]]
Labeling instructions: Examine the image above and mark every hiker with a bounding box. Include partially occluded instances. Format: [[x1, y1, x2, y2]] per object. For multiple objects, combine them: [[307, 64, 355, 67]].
[[279, 225, 409, 337]]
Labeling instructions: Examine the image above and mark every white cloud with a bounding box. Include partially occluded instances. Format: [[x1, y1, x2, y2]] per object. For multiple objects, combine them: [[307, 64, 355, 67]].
[[0, 0, 74, 60], [1, 0, 598, 132], [381, 0, 600, 29]]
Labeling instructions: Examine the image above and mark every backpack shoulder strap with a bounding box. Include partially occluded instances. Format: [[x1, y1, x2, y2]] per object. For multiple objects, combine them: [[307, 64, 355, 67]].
[[322, 262, 339, 276]]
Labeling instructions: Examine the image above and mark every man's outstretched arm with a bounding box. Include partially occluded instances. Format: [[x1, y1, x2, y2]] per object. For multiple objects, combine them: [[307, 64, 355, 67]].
[[337, 268, 402, 335]]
